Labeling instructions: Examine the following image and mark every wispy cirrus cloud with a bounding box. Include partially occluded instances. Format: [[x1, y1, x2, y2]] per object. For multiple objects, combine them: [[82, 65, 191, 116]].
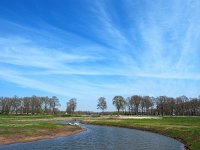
[[0, 36, 105, 69], [0, 0, 200, 111]]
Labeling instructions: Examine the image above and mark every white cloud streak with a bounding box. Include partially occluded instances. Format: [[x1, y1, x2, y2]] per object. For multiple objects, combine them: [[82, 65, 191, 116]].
[[0, 0, 200, 111]]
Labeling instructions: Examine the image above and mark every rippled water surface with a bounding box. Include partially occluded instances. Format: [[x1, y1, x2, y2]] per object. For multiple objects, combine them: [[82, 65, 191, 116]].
[[0, 124, 184, 150]]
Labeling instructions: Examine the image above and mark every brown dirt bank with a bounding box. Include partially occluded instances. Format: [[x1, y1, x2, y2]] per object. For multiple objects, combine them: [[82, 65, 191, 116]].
[[0, 127, 86, 146]]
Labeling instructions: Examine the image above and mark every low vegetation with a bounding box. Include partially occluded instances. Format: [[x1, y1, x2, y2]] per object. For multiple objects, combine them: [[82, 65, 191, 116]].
[[81, 116, 200, 150], [0, 115, 82, 145], [0, 115, 199, 150]]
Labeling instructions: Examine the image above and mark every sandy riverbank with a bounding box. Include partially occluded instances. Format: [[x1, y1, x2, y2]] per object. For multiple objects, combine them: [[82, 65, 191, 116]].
[[0, 128, 86, 146], [102, 115, 161, 119]]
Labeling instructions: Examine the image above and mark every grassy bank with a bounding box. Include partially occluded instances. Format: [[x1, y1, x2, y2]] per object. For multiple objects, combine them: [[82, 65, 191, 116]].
[[0, 115, 83, 145], [81, 116, 200, 150], [1, 115, 199, 150]]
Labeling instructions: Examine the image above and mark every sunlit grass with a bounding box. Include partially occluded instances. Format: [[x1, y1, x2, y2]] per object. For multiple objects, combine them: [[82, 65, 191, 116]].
[[82, 116, 200, 150], [0, 115, 82, 145], [1, 115, 199, 150]]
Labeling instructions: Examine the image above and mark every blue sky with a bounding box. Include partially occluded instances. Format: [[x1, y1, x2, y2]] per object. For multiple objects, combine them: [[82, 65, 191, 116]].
[[0, 0, 200, 111]]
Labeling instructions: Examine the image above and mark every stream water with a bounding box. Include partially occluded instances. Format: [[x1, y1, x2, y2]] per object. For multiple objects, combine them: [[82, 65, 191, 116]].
[[0, 124, 184, 150]]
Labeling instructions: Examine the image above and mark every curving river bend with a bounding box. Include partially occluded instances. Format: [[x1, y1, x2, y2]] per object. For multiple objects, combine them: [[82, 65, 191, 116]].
[[0, 124, 184, 150]]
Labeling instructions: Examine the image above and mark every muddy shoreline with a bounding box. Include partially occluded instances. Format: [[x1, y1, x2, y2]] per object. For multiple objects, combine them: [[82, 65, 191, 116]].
[[0, 128, 86, 146]]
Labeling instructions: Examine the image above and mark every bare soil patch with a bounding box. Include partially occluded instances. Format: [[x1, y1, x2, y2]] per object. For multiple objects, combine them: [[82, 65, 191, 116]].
[[0, 127, 85, 145]]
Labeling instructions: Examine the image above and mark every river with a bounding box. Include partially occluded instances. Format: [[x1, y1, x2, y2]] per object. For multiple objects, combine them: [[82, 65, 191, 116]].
[[0, 124, 184, 150]]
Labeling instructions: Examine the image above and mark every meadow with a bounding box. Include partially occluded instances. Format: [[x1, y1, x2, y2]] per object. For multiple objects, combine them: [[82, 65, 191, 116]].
[[81, 116, 200, 150], [0, 115, 82, 145], [0, 115, 199, 150]]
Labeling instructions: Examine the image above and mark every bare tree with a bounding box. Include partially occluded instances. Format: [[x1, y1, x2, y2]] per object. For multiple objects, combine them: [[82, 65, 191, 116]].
[[156, 96, 167, 116], [142, 96, 152, 115], [42, 96, 50, 114], [50, 96, 60, 114], [22, 97, 31, 114], [97, 97, 107, 113], [126, 97, 131, 115], [11, 95, 21, 114], [175, 96, 188, 115], [112, 96, 126, 115], [66, 98, 77, 114], [0, 97, 12, 114], [131, 95, 141, 115], [141, 97, 145, 115]]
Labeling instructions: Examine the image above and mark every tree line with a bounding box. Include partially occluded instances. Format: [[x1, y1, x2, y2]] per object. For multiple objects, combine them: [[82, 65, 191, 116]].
[[0, 95, 60, 115], [98, 95, 200, 116], [0, 96, 78, 115], [1, 95, 200, 116]]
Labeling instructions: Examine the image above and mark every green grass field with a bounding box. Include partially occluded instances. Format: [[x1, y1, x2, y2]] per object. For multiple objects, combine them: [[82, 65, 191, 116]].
[[81, 116, 200, 150], [0, 115, 199, 150], [0, 115, 82, 145]]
